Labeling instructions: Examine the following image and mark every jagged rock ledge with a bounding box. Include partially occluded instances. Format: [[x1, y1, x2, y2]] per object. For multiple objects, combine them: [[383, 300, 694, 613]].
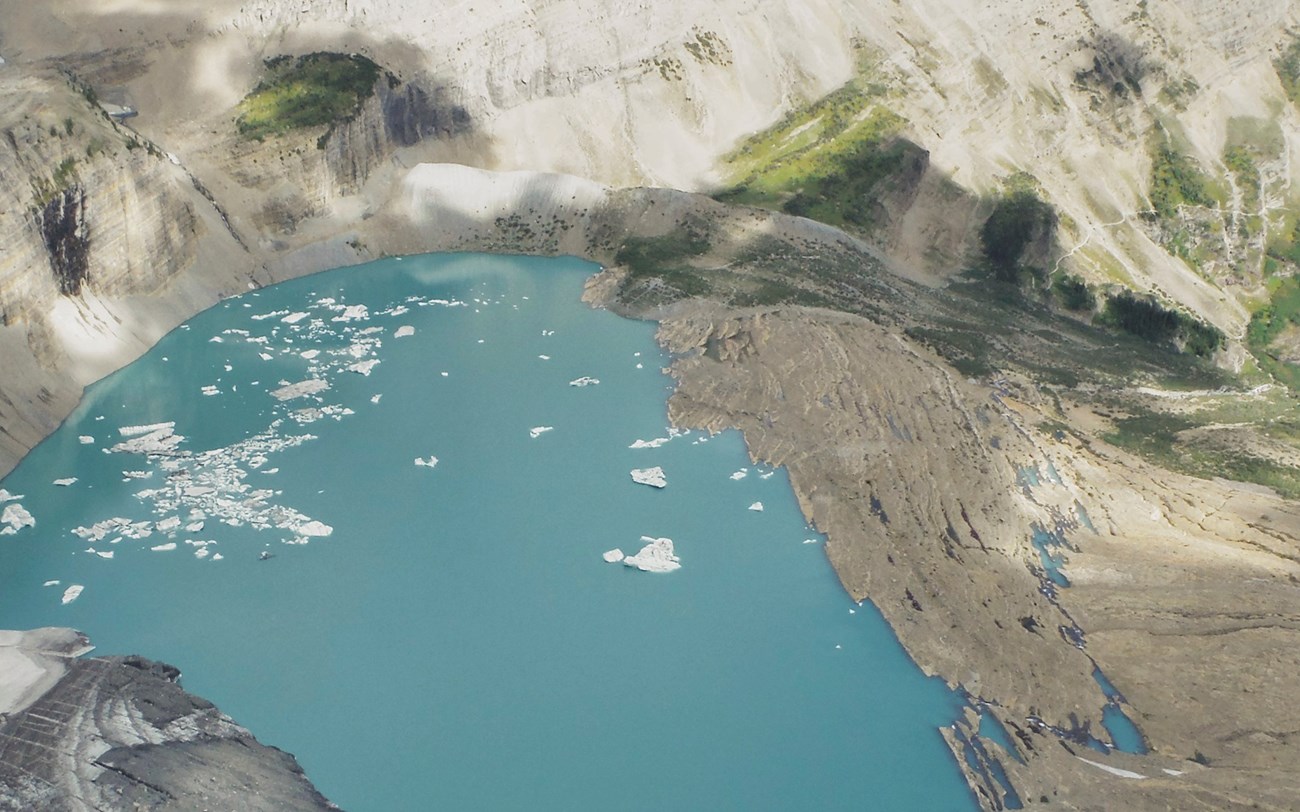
[[0, 628, 337, 811]]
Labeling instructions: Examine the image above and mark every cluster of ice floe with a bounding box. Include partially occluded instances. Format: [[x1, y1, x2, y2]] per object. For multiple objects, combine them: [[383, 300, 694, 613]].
[[1, 502, 35, 535], [630, 467, 667, 488], [629, 427, 687, 450]]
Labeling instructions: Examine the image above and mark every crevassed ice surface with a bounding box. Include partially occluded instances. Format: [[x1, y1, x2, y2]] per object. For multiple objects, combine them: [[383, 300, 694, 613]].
[[0, 253, 975, 810]]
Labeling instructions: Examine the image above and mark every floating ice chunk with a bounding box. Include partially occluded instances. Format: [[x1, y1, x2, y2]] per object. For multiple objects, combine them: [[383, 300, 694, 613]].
[[95, 550, 114, 560], [414, 456, 439, 468], [802, 538, 819, 544], [53, 478, 78, 487], [343, 342, 371, 359], [629, 438, 669, 449], [331, 304, 369, 322], [208, 336, 224, 343], [760, 471, 775, 480], [748, 502, 764, 512], [569, 376, 600, 387], [252, 309, 289, 321], [151, 542, 177, 552], [282, 311, 311, 324], [538, 355, 551, 361], [212, 553, 224, 561], [79, 435, 94, 445], [296, 520, 333, 537], [630, 467, 667, 488], [44, 580, 60, 587], [185, 521, 204, 533], [300, 349, 320, 360], [1, 503, 35, 535], [123, 471, 151, 480], [119, 422, 176, 438], [223, 364, 233, 372], [394, 325, 415, 338], [529, 426, 554, 439], [636, 363, 643, 369], [61, 585, 83, 605], [201, 385, 221, 396], [602, 549, 625, 563], [194, 547, 211, 559], [112, 424, 183, 456], [0, 489, 17, 503], [370, 394, 382, 404], [259, 352, 275, 361], [623, 537, 680, 573], [271, 379, 330, 401], [155, 516, 181, 533], [440, 371, 449, 377], [347, 359, 380, 376], [730, 470, 748, 481]]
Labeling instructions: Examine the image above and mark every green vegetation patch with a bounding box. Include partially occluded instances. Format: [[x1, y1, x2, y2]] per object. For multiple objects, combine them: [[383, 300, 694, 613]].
[[1274, 35, 1300, 107], [1052, 274, 1096, 311], [1099, 291, 1224, 357], [1247, 276, 1300, 389], [1148, 142, 1214, 219], [979, 173, 1056, 283], [1104, 410, 1300, 500], [236, 53, 383, 141], [714, 62, 920, 234]]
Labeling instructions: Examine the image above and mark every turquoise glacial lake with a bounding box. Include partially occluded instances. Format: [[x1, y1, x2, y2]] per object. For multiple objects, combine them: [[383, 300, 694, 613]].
[[0, 253, 976, 810]]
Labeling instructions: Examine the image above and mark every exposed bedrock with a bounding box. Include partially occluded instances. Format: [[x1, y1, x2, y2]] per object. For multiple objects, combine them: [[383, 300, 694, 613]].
[[0, 629, 337, 811]]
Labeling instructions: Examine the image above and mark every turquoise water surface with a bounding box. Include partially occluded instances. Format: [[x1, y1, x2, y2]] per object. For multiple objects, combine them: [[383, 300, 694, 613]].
[[0, 253, 976, 810]]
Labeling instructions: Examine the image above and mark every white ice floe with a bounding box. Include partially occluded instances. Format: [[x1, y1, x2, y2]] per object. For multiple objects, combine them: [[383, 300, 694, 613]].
[[538, 355, 551, 361], [185, 521, 205, 533], [629, 438, 669, 449], [122, 471, 151, 480], [636, 363, 643, 369], [259, 352, 275, 361], [630, 467, 667, 488], [569, 376, 600, 387], [271, 379, 330, 401], [212, 553, 224, 561], [194, 547, 211, 559], [208, 336, 224, 343], [79, 436, 94, 445], [749, 502, 764, 512], [331, 304, 369, 322], [1076, 757, 1146, 780], [61, 585, 83, 605], [529, 426, 554, 439], [53, 478, 78, 487], [1, 503, 35, 535], [802, 538, 819, 544], [623, 537, 680, 573], [370, 394, 382, 404], [347, 359, 380, 376], [730, 470, 748, 481], [201, 385, 221, 396], [440, 371, 449, 377], [602, 549, 625, 563], [119, 422, 176, 438], [0, 489, 16, 503], [43, 580, 60, 587], [151, 542, 177, 552], [112, 424, 183, 456], [759, 471, 775, 480], [300, 349, 321, 360], [282, 311, 311, 324], [295, 520, 333, 537], [95, 550, 114, 560], [155, 516, 181, 533], [394, 325, 415, 338], [414, 456, 439, 468]]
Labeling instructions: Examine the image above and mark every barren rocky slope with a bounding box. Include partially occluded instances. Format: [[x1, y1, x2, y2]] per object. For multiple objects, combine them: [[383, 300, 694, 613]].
[[0, 1, 1298, 810]]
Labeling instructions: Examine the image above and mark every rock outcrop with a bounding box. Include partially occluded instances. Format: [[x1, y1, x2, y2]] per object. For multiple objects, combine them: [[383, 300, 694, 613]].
[[0, 629, 337, 811]]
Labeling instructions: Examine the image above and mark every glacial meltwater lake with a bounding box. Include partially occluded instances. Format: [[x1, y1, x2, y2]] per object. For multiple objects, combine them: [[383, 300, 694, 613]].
[[0, 253, 976, 810]]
